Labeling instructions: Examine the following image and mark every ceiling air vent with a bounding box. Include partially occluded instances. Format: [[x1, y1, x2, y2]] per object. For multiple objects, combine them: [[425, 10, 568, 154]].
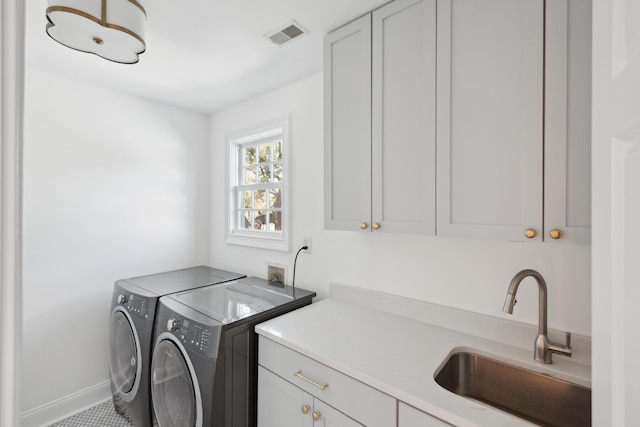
[[265, 20, 308, 47]]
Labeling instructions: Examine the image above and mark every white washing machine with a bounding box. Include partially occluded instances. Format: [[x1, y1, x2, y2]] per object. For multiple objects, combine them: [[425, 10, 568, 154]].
[[109, 266, 246, 427], [150, 277, 315, 427]]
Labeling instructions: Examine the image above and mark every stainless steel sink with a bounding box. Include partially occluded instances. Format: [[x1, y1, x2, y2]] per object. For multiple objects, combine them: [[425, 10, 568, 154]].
[[434, 352, 591, 426]]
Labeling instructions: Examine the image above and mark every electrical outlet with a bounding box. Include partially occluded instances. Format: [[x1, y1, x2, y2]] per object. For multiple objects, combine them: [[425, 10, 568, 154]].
[[266, 262, 287, 286], [302, 236, 312, 253]]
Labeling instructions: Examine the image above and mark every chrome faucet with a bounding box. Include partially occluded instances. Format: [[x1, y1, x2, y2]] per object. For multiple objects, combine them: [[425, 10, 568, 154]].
[[502, 269, 572, 364]]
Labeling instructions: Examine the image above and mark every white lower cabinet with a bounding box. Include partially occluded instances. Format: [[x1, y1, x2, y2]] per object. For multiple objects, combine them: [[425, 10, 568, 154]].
[[258, 367, 362, 427], [398, 402, 453, 427], [312, 399, 363, 427], [258, 337, 396, 427], [258, 366, 310, 426]]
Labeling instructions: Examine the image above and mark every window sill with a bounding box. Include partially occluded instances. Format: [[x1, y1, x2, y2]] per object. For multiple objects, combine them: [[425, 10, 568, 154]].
[[226, 233, 289, 252]]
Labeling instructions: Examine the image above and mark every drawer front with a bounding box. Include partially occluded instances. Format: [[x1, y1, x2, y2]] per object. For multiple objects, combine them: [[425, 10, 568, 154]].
[[259, 337, 396, 427], [398, 402, 452, 427]]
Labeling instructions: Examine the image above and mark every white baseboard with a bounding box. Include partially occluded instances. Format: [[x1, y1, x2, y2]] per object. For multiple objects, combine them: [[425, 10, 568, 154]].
[[21, 381, 112, 427]]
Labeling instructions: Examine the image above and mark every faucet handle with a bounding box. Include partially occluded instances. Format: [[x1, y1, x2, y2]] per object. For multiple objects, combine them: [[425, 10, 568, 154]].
[[548, 331, 573, 359]]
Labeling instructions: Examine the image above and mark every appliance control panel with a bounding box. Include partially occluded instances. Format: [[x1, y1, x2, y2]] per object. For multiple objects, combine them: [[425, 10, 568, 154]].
[[113, 282, 156, 321], [116, 293, 153, 320], [165, 314, 218, 358]]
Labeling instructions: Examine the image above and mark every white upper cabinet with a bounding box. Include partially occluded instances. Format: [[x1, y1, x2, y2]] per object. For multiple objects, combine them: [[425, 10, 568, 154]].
[[436, 0, 591, 243], [325, 0, 591, 243], [324, 0, 437, 233], [372, 0, 437, 234], [324, 15, 372, 232], [544, 0, 592, 245], [436, 0, 545, 242]]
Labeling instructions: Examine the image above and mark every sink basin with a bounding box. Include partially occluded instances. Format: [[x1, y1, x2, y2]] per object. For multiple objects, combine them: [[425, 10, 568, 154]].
[[434, 352, 591, 426]]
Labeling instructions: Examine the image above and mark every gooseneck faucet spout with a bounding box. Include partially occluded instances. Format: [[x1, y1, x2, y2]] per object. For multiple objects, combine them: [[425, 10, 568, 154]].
[[503, 269, 572, 364]]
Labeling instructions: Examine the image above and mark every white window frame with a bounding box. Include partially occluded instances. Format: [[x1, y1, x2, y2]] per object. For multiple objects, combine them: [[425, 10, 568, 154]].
[[226, 117, 290, 251]]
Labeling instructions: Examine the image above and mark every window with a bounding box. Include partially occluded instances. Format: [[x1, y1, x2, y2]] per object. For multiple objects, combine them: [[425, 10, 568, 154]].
[[227, 118, 289, 251]]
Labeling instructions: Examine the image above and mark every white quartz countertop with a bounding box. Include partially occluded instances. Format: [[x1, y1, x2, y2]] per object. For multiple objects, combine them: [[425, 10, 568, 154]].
[[255, 296, 591, 427]]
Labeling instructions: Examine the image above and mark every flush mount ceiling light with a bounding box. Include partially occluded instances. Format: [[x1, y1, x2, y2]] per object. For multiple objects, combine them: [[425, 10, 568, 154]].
[[45, 0, 146, 64]]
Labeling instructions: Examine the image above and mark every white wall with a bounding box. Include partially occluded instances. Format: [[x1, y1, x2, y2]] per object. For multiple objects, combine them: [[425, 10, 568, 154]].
[[22, 67, 211, 419], [20, 68, 592, 423], [210, 73, 592, 337]]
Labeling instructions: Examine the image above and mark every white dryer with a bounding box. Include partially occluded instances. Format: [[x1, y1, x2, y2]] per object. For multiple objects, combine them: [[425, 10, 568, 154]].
[[109, 266, 245, 427], [150, 277, 315, 427]]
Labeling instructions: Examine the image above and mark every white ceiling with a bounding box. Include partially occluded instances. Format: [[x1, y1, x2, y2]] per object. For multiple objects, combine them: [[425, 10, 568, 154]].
[[26, 0, 388, 114]]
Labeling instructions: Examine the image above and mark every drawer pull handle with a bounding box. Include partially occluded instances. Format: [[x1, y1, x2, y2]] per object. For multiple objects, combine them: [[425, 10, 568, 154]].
[[294, 370, 329, 391], [312, 411, 321, 421], [301, 404, 310, 414]]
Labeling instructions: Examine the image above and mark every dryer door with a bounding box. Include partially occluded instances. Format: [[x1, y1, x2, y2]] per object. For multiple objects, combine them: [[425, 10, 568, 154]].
[[109, 308, 142, 401], [151, 333, 202, 427]]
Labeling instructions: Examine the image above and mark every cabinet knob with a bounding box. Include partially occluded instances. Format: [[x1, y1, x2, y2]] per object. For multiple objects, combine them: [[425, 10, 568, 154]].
[[549, 229, 563, 239], [372, 222, 380, 230], [312, 411, 321, 421], [360, 222, 368, 230], [301, 404, 310, 415], [524, 229, 537, 239]]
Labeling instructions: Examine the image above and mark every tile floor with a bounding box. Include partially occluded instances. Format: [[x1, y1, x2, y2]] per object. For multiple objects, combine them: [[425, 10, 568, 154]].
[[51, 400, 132, 427]]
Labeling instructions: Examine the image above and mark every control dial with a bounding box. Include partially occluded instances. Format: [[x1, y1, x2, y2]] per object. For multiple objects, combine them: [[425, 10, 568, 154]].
[[167, 318, 181, 332], [117, 294, 129, 304]]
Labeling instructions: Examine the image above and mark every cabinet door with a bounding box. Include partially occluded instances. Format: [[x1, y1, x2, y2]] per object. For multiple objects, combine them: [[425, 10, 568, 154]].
[[436, 0, 544, 241], [259, 337, 396, 427], [371, 0, 436, 234], [258, 367, 312, 427], [544, 0, 592, 244], [258, 367, 364, 427], [312, 399, 364, 427], [324, 15, 372, 231], [398, 402, 452, 426]]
